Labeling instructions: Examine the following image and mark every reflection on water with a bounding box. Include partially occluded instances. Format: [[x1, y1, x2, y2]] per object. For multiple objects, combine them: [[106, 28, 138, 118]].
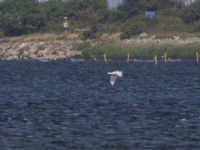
[[1, 60, 200, 149]]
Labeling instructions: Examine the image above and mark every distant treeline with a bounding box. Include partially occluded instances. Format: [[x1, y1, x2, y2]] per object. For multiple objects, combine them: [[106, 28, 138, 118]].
[[0, 0, 199, 38]]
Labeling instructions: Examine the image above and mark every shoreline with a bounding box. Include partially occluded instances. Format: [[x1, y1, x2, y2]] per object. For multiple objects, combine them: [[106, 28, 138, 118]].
[[0, 56, 197, 62], [0, 33, 200, 61], [0, 48, 199, 61]]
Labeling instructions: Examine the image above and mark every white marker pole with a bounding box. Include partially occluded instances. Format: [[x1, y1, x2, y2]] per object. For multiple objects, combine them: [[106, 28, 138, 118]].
[[154, 55, 158, 65], [103, 53, 107, 63], [196, 51, 199, 63], [164, 52, 167, 63], [127, 53, 130, 63]]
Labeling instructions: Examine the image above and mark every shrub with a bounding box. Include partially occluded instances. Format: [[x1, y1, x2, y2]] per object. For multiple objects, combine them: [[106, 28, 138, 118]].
[[82, 24, 99, 39], [121, 21, 147, 38]]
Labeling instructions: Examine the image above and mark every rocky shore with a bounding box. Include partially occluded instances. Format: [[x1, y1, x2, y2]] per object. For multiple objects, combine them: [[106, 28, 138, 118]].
[[0, 40, 82, 60]]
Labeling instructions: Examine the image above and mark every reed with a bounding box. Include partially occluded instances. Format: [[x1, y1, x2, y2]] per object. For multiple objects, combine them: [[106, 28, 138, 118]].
[[80, 40, 200, 59]]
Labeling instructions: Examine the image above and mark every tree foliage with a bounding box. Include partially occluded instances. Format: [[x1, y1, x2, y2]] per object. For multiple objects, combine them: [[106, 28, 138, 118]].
[[182, 0, 200, 23], [0, 0, 199, 37], [0, 0, 45, 36], [66, 0, 108, 27], [42, 0, 67, 21]]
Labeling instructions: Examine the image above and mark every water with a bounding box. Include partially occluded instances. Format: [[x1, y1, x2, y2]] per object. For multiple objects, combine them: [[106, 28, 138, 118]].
[[1, 60, 200, 149]]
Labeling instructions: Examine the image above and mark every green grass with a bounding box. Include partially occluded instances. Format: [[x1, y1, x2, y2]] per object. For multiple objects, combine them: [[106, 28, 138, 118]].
[[77, 40, 200, 59]]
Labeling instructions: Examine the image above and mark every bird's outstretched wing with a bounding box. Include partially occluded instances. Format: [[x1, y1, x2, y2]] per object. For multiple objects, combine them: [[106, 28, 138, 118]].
[[108, 71, 123, 86], [110, 75, 118, 86]]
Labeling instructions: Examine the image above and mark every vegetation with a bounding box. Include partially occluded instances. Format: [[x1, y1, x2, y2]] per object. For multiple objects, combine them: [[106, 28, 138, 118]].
[[0, 0, 45, 36], [0, 0, 199, 37], [75, 40, 200, 59]]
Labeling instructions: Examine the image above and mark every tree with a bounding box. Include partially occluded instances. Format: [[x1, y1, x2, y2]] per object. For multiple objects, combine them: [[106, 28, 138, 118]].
[[114, 0, 183, 21], [67, 0, 108, 27], [0, 0, 45, 36], [116, 0, 141, 20], [42, 0, 67, 21], [182, 0, 200, 23]]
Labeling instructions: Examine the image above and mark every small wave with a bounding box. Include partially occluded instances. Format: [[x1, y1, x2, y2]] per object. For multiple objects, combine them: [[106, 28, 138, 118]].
[[132, 59, 153, 62], [131, 59, 182, 62], [34, 58, 50, 62], [70, 58, 85, 62], [166, 59, 182, 62]]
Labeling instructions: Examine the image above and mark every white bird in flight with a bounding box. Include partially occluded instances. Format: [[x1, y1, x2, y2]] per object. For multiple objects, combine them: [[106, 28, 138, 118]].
[[107, 71, 123, 86]]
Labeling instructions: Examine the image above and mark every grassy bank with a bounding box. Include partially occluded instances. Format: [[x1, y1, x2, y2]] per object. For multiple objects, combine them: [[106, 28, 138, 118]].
[[75, 40, 200, 59]]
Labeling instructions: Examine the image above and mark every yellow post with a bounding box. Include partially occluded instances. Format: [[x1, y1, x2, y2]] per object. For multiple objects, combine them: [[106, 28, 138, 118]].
[[196, 51, 199, 63], [154, 55, 158, 65], [103, 53, 107, 63], [164, 52, 167, 63], [127, 53, 130, 63]]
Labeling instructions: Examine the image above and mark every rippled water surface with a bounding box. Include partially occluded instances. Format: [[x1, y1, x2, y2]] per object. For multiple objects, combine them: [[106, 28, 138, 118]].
[[1, 60, 200, 149]]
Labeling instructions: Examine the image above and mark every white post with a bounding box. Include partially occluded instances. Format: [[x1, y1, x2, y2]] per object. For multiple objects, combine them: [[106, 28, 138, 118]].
[[154, 55, 157, 65]]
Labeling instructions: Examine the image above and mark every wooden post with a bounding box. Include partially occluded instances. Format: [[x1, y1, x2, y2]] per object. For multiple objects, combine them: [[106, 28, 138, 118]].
[[196, 51, 199, 63], [164, 51, 167, 63], [103, 53, 107, 63], [154, 55, 158, 65], [127, 53, 130, 63]]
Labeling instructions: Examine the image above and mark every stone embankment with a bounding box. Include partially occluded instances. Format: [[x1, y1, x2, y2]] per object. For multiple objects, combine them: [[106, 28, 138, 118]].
[[0, 40, 82, 60]]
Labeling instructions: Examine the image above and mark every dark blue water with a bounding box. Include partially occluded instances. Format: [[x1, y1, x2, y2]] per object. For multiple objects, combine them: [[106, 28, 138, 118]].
[[1, 60, 200, 150]]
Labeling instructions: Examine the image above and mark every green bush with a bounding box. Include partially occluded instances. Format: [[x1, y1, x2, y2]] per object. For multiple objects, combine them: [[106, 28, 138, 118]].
[[82, 24, 99, 39], [147, 16, 190, 33], [73, 41, 92, 51], [121, 21, 147, 38], [0, 31, 4, 38]]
